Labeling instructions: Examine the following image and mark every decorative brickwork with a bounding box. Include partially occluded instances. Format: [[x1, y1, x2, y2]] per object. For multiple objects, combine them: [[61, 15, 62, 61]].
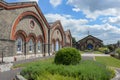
[[0, 1, 72, 59]]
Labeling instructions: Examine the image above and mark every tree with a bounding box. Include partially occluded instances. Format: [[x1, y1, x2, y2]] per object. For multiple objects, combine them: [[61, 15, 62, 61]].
[[108, 45, 115, 52], [72, 37, 76, 47]]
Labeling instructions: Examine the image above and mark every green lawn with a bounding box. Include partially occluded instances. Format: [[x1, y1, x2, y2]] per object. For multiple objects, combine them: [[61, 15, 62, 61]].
[[93, 51, 103, 54], [79, 50, 85, 54], [13, 57, 54, 68], [79, 50, 103, 54], [95, 56, 120, 68]]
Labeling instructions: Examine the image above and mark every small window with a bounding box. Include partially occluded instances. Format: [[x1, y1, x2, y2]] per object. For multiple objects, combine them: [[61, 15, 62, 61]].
[[30, 20, 35, 29]]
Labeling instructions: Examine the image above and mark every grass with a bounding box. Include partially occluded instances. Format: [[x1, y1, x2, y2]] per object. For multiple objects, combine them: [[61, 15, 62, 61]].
[[95, 56, 120, 68], [80, 50, 103, 54], [13, 56, 116, 80], [79, 50, 85, 54], [20, 59, 114, 80], [13, 57, 54, 68], [93, 51, 103, 54], [36, 72, 76, 80]]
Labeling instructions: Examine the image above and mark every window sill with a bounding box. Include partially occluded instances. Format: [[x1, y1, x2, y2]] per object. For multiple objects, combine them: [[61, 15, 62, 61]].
[[17, 51, 23, 54], [29, 51, 33, 53]]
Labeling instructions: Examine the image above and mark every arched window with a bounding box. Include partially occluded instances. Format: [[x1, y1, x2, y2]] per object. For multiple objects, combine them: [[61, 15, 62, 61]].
[[38, 41, 41, 52], [56, 40, 59, 51], [29, 39, 34, 52], [16, 37, 23, 53]]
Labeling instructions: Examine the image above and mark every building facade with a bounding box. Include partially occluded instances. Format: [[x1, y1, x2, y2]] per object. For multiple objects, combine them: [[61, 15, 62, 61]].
[[77, 35, 103, 51], [0, 1, 72, 61]]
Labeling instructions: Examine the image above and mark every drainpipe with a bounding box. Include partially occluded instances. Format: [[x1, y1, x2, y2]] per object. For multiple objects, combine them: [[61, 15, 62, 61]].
[[48, 28, 50, 56]]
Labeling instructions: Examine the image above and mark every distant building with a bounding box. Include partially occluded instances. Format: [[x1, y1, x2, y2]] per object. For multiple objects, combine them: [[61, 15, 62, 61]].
[[77, 35, 103, 50]]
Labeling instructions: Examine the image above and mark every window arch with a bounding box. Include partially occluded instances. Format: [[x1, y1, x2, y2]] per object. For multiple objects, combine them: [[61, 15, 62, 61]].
[[16, 37, 23, 53]]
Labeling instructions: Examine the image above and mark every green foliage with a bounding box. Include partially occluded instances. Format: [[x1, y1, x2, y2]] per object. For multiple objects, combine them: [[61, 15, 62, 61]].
[[108, 45, 115, 52], [72, 37, 76, 44], [54, 47, 81, 65], [21, 60, 114, 80], [93, 51, 103, 54], [98, 47, 109, 53], [72, 37, 76, 47], [116, 48, 120, 57], [36, 72, 77, 80]]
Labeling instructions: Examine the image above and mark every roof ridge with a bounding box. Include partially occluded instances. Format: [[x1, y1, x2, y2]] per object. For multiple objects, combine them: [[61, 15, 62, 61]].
[[0, 0, 37, 6]]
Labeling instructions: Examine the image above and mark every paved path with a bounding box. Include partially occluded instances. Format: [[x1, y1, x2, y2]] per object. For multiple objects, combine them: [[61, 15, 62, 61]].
[[81, 56, 94, 60], [81, 53, 110, 57], [111, 68, 120, 80], [81, 52, 110, 60], [0, 68, 22, 80]]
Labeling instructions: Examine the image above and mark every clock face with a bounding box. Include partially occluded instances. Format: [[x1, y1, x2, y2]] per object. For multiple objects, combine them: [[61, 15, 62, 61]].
[[30, 20, 35, 29]]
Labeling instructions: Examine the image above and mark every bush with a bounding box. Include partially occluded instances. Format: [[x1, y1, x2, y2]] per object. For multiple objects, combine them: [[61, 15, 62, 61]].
[[21, 60, 114, 80], [98, 47, 109, 54], [116, 48, 120, 58], [108, 45, 115, 52], [54, 47, 81, 65]]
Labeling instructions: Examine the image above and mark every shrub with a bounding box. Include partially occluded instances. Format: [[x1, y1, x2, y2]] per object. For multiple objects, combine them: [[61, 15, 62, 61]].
[[98, 47, 109, 54], [21, 60, 114, 80], [116, 48, 120, 58], [54, 47, 81, 65], [108, 45, 115, 52]]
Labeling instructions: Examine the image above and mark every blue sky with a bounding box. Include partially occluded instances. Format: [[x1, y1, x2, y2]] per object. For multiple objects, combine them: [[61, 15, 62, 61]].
[[5, 0, 120, 45]]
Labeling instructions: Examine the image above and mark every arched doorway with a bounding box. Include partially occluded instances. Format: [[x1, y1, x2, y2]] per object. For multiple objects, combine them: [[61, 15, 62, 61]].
[[87, 44, 93, 50]]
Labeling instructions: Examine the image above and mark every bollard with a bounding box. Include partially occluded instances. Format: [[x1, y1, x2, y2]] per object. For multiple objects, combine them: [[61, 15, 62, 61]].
[[14, 57, 17, 61]]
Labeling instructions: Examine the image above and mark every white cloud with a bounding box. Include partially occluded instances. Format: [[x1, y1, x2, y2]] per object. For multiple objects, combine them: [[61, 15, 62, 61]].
[[72, 7, 80, 12], [67, 0, 120, 20], [45, 13, 120, 44], [45, 13, 88, 33], [108, 16, 120, 25], [49, 0, 62, 7]]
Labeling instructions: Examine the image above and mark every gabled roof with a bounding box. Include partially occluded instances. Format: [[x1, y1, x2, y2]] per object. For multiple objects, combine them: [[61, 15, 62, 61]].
[[65, 29, 72, 38], [50, 20, 65, 35], [78, 35, 103, 42], [0, 0, 50, 28]]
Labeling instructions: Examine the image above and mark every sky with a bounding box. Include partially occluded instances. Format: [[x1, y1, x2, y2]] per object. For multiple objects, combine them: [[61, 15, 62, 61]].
[[5, 0, 120, 45]]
